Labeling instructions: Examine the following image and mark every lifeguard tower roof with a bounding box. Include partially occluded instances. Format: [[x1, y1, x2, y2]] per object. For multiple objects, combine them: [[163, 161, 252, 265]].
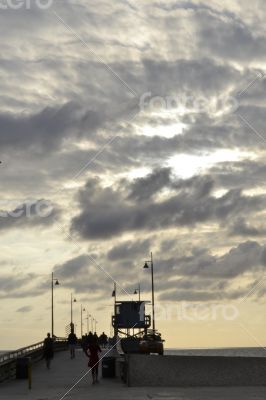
[[112, 300, 151, 329]]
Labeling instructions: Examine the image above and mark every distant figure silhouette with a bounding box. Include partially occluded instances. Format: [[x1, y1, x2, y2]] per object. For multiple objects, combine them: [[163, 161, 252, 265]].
[[68, 329, 78, 359], [43, 333, 54, 369], [86, 338, 102, 384], [99, 332, 108, 348]]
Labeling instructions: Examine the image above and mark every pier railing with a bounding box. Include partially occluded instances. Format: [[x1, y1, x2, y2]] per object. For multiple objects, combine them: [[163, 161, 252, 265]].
[[0, 337, 68, 383]]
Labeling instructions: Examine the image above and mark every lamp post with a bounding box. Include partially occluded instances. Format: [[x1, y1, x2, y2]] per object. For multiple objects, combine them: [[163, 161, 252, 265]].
[[81, 305, 86, 337], [143, 252, 155, 334], [70, 293, 77, 331], [51, 272, 60, 338], [86, 312, 91, 333], [89, 313, 92, 332], [112, 282, 117, 337], [134, 283, 141, 301]]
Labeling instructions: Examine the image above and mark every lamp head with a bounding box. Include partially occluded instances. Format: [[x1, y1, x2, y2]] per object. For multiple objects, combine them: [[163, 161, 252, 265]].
[[134, 289, 138, 295], [143, 262, 149, 269], [73, 298, 77, 303], [112, 290, 116, 297], [55, 279, 60, 286]]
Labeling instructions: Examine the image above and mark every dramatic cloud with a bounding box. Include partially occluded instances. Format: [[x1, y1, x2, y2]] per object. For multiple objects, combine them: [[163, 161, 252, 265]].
[[71, 172, 266, 239]]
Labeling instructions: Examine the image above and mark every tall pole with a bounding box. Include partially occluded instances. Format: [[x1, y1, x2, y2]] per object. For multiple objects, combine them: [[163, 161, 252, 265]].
[[151, 252, 155, 333], [138, 283, 141, 302], [51, 272, 54, 337], [86, 312, 89, 333], [113, 282, 117, 337], [71, 293, 73, 326], [81, 305, 83, 337]]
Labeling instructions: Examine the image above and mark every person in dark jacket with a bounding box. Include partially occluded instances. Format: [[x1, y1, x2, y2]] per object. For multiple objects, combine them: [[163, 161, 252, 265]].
[[68, 329, 78, 359], [43, 333, 54, 369]]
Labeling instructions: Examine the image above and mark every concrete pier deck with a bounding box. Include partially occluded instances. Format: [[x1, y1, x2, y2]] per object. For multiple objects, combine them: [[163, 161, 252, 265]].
[[1, 349, 266, 400]]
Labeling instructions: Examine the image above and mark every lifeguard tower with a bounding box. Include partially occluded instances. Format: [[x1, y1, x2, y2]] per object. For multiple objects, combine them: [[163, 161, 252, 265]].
[[112, 301, 151, 337], [112, 300, 151, 353]]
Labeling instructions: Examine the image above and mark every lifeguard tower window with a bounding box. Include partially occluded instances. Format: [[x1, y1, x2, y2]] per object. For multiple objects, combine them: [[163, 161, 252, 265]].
[[113, 301, 151, 329]]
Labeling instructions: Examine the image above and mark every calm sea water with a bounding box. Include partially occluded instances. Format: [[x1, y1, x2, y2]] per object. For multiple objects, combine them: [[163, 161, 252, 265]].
[[165, 348, 266, 357], [1, 348, 266, 357]]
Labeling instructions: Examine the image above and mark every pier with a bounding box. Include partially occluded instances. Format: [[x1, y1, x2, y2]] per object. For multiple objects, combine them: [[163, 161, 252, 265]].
[[1, 343, 266, 400]]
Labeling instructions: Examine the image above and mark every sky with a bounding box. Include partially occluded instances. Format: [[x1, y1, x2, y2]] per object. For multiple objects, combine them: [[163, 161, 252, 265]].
[[0, 0, 266, 350]]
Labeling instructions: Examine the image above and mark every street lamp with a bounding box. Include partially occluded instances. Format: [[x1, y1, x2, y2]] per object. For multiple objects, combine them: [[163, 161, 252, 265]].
[[143, 252, 155, 334], [51, 272, 60, 338], [134, 283, 141, 301], [112, 282, 117, 337], [81, 305, 86, 337], [85, 312, 91, 333], [70, 293, 77, 331]]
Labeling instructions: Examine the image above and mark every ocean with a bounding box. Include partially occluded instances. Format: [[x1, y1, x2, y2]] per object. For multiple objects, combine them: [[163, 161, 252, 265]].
[[1, 348, 266, 357], [165, 347, 266, 357]]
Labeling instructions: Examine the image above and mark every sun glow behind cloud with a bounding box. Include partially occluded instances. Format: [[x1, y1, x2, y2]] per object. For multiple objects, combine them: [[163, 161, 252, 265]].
[[168, 149, 255, 179]]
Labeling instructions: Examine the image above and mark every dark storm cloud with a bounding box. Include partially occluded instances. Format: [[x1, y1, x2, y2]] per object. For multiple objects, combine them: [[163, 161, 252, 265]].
[[163, 240, 266, 279], [196, 10, 266, 62], [71, 172, 266, 239], [53, 254, 89, 279], [126, 168, 171, 201], [0, 102, 101, 153], [53, 253, 112, 293], [107, 239, 151, 260], [228, 217, 266, 237], [210, 159, 266, 190]]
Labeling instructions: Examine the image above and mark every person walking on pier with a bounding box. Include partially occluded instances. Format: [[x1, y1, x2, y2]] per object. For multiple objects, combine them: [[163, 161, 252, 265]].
[[68, 329, 78, 359], [86, 337, 102, 384], [43, 333, 54, 369]]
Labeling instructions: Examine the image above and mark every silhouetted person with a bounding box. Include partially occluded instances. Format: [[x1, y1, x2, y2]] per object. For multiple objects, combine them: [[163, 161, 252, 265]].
[[99, 332, 108, 348], [43, 333, 54, 369], [86, 337, 102, 384], [87, 331, 93, 345], [68, 329, 78, 359]]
